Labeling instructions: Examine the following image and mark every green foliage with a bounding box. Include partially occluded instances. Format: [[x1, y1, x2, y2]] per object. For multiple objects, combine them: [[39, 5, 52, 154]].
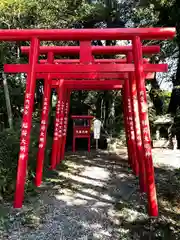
[[159, 90, 171, 113], [0, 120, 41, 199], [0, 0, 103, 29], [133, 4, 159, 27], [147, 91, 156, 125], [0, 129, 20, 197], [134, 0, 179, 136]]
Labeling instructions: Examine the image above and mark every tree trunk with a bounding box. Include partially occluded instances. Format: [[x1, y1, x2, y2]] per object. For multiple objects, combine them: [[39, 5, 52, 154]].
[[2, 73, 13, 130], [109, 93, 115, 136], [168, 14, 180, 147], [96, 93, 102, 119]]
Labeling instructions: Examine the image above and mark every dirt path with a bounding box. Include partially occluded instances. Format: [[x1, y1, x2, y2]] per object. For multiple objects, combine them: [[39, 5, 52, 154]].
[[1, 149, 180, 239]]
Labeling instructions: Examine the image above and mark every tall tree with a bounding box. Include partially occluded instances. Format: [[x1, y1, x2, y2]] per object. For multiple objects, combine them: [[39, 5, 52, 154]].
[[133, 0, 180, 145]]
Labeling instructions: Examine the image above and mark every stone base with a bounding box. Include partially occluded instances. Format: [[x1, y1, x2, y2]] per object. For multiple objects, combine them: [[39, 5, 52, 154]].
[[153, 138, 177, 149]]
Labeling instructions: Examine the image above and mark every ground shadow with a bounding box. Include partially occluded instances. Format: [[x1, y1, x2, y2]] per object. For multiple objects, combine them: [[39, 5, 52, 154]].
[[1, 149, 180, 239]]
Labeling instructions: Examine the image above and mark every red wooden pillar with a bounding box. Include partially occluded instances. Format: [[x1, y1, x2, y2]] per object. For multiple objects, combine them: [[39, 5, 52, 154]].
[[132, 36, 158, 216], [35, 52, 54, 187], [128, 52, 146, 193], [56, 84, 65, 165], [60, 89, 71, 162], [123, 78, 139, 176], [14, 38, 39, 208], [122, 90, 132, 167], [50, 80, 64, 169], [57, 88, 66, 163]]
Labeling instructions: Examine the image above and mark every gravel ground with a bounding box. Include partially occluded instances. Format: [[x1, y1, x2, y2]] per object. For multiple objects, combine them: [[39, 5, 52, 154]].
[[1, 148, 180, 239], [152, 148, 180, 169]]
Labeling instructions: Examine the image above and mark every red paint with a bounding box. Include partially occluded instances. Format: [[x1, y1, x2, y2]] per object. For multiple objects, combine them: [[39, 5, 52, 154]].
[[123, 74, 139, 176], [71, 115, 93, 152], [50, 80, 64, 169], [14, 38, 39, 208], [57, 85, 123, 90], [35, 52, 54, 187], [122, 90, 132, 168], [56, 85, 66, 165], [59, 89, 71, 162], [132, 36, 158, 216], [80, 41, 93, 63], [4, 65, 156, 80], [40, 72, 154, 80], [37, 63, 168, 73], [39, 59, 149, 64], [21, 45, 161, 55], [71, 115, 94, 120], [52, 84, 123, 90], [51, 80, 123, 90], [127, 52, 146, 192], [4, 63, 168, 73], [51, 80, 124, 88], [38, 73, 128, 80], [0, 28, 175, 41], [37, 72, 129, 80]]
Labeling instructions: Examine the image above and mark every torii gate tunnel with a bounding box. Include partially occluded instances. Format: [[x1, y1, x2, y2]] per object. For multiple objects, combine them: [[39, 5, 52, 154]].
[[1, 27, 176, 217]]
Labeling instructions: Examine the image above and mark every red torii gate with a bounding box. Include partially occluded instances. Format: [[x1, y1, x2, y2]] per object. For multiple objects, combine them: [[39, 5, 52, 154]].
[[3, 45, 167, 216], [17, 44, 167, 195], [49, 80, 122, 168], [1, 27, 175, 217], [5, 44, 162, 191], [51, 79, 124, 166], [38, 79, 124, 187], [4, 54, 165, 215], [51, 80, 124, 170]]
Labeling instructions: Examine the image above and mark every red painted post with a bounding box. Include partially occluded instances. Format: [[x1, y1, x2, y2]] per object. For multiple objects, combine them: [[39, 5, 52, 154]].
[[132, 36, 158, 216], [56, 83, 65, 165], [50, 80, 64, 169], [80, 41, 93, 62], [123, 75, 139, 176], [128, 52, 146, 193], [14, 38, 39, 208], [60, 89, 71, 162], [122, 90, 132, 168], [35, 52, 54, 187]]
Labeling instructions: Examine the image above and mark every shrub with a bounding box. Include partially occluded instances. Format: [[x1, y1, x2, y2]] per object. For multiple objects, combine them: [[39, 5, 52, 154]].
[[0, 129, 20, 198], [0, 122, 40, 200]]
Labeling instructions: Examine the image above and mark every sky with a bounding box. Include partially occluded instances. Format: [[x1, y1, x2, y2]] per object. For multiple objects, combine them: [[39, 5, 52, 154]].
[[116, 40, 176, 92], [157, 57, 177, 92]]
